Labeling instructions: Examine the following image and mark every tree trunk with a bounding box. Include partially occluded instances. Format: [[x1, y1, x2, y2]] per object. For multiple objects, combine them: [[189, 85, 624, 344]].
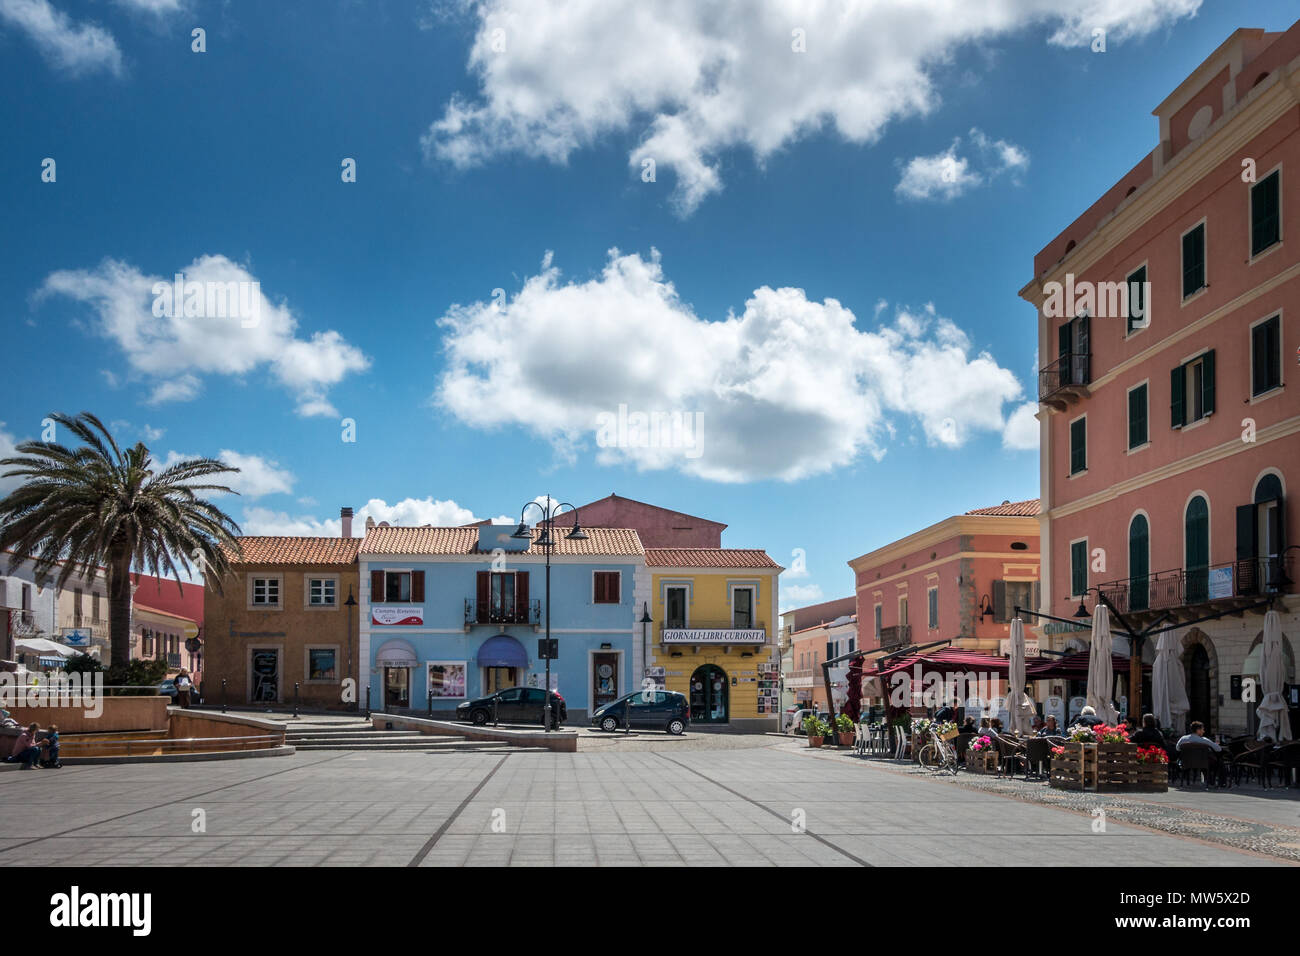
[[108, 550, 133, 667]]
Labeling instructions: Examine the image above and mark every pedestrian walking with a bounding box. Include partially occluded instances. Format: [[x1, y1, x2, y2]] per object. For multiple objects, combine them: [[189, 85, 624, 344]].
[[175, 670, 193, 709]]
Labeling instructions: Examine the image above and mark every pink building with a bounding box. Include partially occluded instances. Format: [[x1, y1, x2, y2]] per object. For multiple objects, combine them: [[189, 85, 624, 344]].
[[847, 501, 1042, 706], [1023, 23, 1300, 735]]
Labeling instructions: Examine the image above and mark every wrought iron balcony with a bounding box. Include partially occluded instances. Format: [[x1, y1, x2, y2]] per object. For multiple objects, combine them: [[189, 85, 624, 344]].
[[463, 598, 541, 629], [8, 610, 38, 637], [1038, 352, 1091, 409], [878, 624, 911, 650], [1097, 555, 1291, 625]]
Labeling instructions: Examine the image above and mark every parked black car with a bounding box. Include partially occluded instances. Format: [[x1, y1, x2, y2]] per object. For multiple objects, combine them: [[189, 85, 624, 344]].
[[589, 690, 689, 735], [456, 687, 567, 726]]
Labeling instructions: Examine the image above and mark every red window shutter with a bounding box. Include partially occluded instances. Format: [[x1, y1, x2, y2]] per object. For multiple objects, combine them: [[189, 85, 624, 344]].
[[515, 571, 529, 620], [411, 571, 424, 603], [370, 570, 384, 600], [476, 571, 490, 624]]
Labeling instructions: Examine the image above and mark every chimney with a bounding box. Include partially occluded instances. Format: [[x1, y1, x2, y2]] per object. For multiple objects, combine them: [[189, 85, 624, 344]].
[[340, 506, 354, 538]]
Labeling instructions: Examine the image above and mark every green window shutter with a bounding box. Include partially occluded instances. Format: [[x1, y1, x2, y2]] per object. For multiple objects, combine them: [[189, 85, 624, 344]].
[[1128, 384, 1147, 449], [1128, 515, 1149, 611], [1126, 266, 1147, 333], [1201, 349, 1215, 416], [1070, 418, 1087, 474], [928, 588, 938, 628], [1236, 503, 1258, 562], [1170, 364, 1186, 428], [1252, 321, 1269, 395], [1251, 171, 1280, 256], [1182, 224, 1205, 297], [1071, 541, 1087, 596]]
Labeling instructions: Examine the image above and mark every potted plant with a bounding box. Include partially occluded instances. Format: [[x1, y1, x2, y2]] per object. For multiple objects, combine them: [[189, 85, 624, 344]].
[[835, 713, 855, 746], [804, 715, 830, 747]]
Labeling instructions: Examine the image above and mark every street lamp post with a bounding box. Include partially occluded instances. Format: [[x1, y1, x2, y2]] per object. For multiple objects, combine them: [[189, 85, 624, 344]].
[[344, 589, 358, 712], [512, 498, 586, 732]]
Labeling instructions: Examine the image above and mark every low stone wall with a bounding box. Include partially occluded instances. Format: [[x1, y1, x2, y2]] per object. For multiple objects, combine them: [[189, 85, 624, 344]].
[[372, 713, 578, 752], [167, 709, 285, 742], [6, 695, 168, 734]]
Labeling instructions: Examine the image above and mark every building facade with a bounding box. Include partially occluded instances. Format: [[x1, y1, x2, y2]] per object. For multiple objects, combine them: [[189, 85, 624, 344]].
[[782, 596, 857, 711], [546, 493, 726, 548], [848, 501, 1042, 706], [204, 535, 362, 709], [643, 548, 782, 732], [360, 524, 647, 723], [1023, 23, 1300, 736]]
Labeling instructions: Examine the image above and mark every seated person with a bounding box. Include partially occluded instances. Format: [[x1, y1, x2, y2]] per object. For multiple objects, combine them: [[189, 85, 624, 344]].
[[1129, 714, 1165, 746], [1037, 715, 1063, 737], [988, 718, 1007, 735], [975, 717, 993, 737], [959, 716, 979, 735], [933, 700, 959, 722], [6, 723, 42, 769], [1176, 721, 1221, 752], [1071, 705, 1103, 728], [39, 725, 60, 769]]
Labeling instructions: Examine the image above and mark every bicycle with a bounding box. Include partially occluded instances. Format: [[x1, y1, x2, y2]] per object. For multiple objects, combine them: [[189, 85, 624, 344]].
[[916, 725, 959, 774]]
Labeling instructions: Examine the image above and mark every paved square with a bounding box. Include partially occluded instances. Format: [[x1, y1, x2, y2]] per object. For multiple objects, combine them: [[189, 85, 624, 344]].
[[0, 744, 1288, 866]]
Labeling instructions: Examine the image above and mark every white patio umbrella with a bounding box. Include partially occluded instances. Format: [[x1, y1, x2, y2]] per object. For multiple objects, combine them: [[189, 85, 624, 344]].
[[1085, 605, 1119, 724], [1004, 617, 1035, 733], [1256, 610, 1293, 742], [1152, 629, 1190, 732]]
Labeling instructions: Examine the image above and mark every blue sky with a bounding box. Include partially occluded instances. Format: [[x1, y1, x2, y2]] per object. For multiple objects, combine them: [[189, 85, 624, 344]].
[[2, 0, 1295, 613]]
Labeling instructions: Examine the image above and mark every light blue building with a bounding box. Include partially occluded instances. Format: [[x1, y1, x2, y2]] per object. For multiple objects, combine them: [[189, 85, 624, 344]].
[[359, 523, 649, 722]]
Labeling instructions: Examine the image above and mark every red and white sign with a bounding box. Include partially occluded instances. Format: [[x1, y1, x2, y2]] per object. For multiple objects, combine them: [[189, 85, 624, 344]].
[[371, 606, 424, 626]]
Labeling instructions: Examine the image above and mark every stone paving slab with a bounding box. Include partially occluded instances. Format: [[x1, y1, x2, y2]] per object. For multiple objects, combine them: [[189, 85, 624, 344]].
[[0, 745, 1286, 866]]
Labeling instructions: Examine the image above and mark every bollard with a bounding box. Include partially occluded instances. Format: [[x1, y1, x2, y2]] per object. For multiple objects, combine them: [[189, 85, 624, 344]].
[[427, 688, 433, 717], [221, 678, 227, 714], [293, 682, 300, 718], [493, 695, 498, 727], [365, 686, 371, 720]]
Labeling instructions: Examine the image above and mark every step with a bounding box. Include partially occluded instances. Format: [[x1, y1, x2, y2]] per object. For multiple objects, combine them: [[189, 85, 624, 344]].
[[284, 729, 423, 740], [289, 735, 469, 747], [292, 740, 490, 751]]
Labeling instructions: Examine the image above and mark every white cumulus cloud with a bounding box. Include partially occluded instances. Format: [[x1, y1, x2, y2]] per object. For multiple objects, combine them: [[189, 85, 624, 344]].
[[435, 249, 1027, 482], [38, 255, 369, 417], [896, 128, 1029, 201], [241, 497, 501, 537], [160, 449, 295, 499], [423, 0, 1199, 215], [0, 0, 123, 76], [1002, 401, 1040, 451]]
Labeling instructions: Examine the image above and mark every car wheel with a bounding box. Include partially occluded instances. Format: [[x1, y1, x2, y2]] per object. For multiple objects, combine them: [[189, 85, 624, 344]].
[[667, 718, 685, 736], [600, 716, 619, 733], [470, 709, 489, 726]]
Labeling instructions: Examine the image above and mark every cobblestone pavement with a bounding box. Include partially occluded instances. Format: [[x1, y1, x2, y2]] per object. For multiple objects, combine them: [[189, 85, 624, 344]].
[[795, 741, 1300, 863], [0, 743, 1285, 866]]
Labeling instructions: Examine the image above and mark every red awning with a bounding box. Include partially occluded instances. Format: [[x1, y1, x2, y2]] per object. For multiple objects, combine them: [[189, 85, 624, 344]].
[[866, 648, 1012, 679], [1026, 651, 1151, 681]]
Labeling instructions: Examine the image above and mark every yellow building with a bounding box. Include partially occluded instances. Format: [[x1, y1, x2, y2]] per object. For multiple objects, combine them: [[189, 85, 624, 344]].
[[643, 548, 782, 732]]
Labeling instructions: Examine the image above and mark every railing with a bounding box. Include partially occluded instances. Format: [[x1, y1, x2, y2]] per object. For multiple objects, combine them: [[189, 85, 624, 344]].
[[1098, 555, 1292, 615], [166, 653, 182, 668], [785, 669, 816, 687], [464, 598, 541, 627], [1038, 352, 1091, 402], [878, 624, 911, 649], [9, 610, 38, 636]]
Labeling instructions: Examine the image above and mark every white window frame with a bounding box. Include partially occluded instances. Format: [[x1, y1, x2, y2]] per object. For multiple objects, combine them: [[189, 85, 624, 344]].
[[248, 574, 283, 610], [662, 583, 691, 629], [304, 574, 339, 609], [591, 569, 622, 605], [729, 583, 758, 629]]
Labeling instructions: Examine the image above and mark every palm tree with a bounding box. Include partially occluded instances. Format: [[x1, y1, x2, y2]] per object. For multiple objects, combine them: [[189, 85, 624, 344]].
[[0, 412, 242, 667]]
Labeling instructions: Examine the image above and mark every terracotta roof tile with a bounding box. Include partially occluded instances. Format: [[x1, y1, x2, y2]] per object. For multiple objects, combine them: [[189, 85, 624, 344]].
[[645, 548, 781, 569], [964, 499, 1041, 517], [224, 537, 362, 565], [360, 526, 644, 556]]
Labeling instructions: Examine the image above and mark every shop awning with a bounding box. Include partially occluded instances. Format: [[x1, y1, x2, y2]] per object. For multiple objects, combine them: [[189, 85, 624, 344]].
[[867, 648, 1013, 679], [37, 656, 66, 668], [1027, 650, 1150, 681], [374, 638, 419, 667], [477, 634, 527, 668]]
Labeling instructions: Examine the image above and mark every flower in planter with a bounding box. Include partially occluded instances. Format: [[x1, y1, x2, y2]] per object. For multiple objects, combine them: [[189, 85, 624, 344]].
[[1050, 745, 1066, 757], [1094, 723, 1131, 744], [1136, 745, 1168, 764], [970, 735, 994, 752]]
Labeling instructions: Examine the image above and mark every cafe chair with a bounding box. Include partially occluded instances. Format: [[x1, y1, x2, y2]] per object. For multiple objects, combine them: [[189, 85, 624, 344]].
[[1177, 746, 1214, 789]]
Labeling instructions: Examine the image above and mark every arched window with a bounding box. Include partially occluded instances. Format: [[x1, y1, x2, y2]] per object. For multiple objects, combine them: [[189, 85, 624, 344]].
[[1129, 514, 1149, 611], [1185, 495, 1210, 603]]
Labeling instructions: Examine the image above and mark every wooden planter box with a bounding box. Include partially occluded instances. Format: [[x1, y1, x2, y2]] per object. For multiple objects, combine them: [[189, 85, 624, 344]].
[[1050, 742, 1168, 792], [965, 749, 998, 774]]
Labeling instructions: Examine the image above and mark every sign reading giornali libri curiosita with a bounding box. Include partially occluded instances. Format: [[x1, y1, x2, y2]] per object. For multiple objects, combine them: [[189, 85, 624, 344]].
[[660, 628, 765, 645]]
